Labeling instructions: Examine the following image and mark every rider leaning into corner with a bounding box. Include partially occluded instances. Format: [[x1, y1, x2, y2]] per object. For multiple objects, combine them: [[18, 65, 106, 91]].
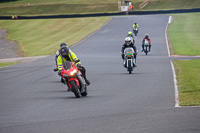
[[141, 33, 151, 52], [57, 44, 90, 85], [121, 37, 138, 66], [54, 43, 70, 71]]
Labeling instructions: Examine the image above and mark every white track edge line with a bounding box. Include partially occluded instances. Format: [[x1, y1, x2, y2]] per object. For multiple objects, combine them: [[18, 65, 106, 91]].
[[168, 15, 200, 107], [170, 61, 180, 107], [167, 15, 180, 107], [168, 15, 179, 107], [165, 15, 171, 57]]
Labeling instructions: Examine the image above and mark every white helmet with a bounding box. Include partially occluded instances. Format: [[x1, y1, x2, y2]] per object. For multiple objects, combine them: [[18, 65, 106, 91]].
[[125, 37, 131, 45]]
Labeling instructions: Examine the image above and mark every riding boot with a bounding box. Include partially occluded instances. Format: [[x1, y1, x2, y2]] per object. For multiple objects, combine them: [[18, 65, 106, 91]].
[[134, 58, 137, 67], [54, 68, 58, 71], [141, 45, 144, 52], [78, 66, 90, 85], [149, 45, 151, 52], [61, 78, 65, 84]]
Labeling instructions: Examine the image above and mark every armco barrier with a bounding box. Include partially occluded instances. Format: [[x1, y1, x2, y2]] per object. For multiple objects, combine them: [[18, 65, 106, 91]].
[[0, 8, 200, 20]]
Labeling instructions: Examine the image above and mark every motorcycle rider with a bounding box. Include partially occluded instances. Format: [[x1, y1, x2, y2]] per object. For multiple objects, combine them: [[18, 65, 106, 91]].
[[53, 43, 71, 72], [57, 46, 90, 85], [127, 31, 135, 43], [121, 37, 137, 66], [127, 31, 133, 38], [133, 23, 139, 30], [142, 33, 151, 52]]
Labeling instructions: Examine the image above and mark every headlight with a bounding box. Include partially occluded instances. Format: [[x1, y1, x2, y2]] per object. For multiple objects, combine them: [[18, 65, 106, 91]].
[[70, 69, 77, 76]]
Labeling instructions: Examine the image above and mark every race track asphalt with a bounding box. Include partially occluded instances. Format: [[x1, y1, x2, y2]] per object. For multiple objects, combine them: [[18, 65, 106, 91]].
[[0, 15, 199, 133]]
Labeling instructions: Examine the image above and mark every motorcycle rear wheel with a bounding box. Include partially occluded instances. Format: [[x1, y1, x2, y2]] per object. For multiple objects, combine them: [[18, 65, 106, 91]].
[[70, 80, 81, 98]]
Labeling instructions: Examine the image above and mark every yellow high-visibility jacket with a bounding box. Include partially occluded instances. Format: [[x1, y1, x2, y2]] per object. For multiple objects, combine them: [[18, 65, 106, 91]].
[[133, 24, 139, 28], [57, 51, 81, 72]]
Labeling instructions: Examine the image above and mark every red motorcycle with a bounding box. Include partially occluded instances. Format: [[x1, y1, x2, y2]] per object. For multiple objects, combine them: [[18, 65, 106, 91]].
[[61, 60, 88, 98]]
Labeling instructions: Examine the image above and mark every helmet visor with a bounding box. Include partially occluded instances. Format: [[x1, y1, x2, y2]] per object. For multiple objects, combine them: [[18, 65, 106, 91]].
[[125, 41, 131, 45], [61, 51, 67, 56]]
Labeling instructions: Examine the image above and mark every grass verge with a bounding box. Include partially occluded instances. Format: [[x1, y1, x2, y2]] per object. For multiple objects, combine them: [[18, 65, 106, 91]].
[[1, 0, 199, 15], [0, 0, 133, 15], [173, 59, 200, 106], [0, 17, 110, 56], [0, 4, 118, 15], [168, 13, 200, 56], [141, 0, 200, 11], [0, 62, 18, 68], [168, 13, 200, 106]]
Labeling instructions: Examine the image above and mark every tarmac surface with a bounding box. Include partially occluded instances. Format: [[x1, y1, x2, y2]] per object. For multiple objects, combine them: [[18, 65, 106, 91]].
[[0, 15, 200, 133]]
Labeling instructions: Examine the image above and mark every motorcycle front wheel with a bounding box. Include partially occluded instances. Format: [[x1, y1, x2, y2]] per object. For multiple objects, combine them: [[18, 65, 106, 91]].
[[128, 60, 132, 74], [145, 46, 148, 55], [70, 80, 81, 98]]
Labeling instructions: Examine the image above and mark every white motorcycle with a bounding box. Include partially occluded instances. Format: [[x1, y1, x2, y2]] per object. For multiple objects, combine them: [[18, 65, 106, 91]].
[[123, 48, 136, 74], [133, 27, 139, 36], [143, 39, 150, 55]]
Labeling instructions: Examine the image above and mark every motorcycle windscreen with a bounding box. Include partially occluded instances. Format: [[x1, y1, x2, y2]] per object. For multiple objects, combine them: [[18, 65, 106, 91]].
[[124, 48, 134, 54], [63, 61, 72, 70]]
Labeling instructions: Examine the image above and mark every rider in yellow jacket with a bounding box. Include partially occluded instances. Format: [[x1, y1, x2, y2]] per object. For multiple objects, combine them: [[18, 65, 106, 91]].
[[57, 50, 80, 72], [57, 46, 90, 85], [133, 23, 139, 29]]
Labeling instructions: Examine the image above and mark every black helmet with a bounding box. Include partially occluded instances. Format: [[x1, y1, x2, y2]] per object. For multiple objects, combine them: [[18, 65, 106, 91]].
[[60, 46, 69, 57], [134, 23, 137, 25], [60, 43, 67, 47], [145, 33, 149, 38]]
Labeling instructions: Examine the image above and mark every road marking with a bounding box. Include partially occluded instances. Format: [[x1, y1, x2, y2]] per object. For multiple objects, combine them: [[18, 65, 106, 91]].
[[170, 61, 180, 107], [0, 56, 48, 63], [168, 16, 200, 107], [167, 16, 179, 107], [171, 55, 200, 57], [165, 15, 171, 57], [168, 16, 180, 107], [139, 0, 149, 9], [168, 16, 172, 24]]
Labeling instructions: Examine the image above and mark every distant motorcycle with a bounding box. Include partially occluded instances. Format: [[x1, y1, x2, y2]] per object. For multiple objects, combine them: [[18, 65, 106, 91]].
[[143, 39, 150, 55], [61, 60, 88, 98], [133, 27, 139, 36], [123, 48, 136, 74]]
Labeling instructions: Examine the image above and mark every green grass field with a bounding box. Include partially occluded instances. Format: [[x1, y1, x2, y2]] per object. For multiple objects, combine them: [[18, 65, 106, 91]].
[[0, 4, 118, 15], [0, 62, 18, 68], [0, 0, 199, 15], [168, 13, 200, 56], [0, 0, 131, 15], [0, 17, 110, 56], [142, 0, 200, 10], [168, 13, 200, 106], [173, 59, 200, 106]]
